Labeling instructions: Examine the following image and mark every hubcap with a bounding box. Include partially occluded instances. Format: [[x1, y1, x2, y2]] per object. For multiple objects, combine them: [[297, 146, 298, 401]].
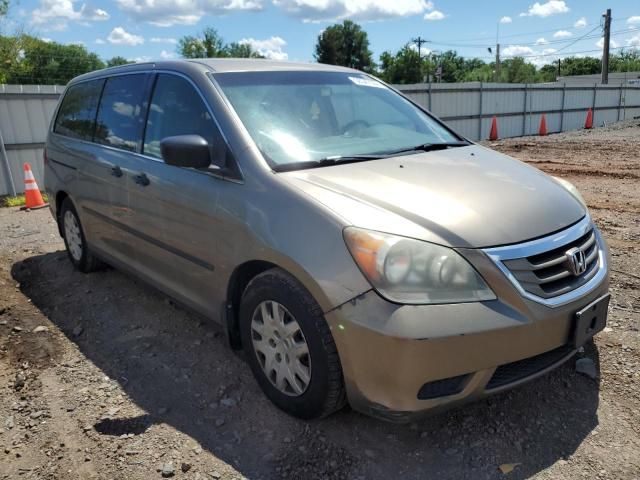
[[63, 210, 83, 261], [251, 300, 311, 396]]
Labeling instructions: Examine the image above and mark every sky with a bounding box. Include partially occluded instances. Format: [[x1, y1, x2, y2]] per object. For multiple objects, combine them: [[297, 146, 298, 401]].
[[2, 0, 640, 66]]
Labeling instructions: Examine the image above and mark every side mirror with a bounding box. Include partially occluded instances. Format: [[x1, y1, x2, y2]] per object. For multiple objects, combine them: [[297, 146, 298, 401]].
[[160, 135, 212, 169]]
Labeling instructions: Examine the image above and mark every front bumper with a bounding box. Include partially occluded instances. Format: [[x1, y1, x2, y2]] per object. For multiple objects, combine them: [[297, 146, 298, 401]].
[[325, 228, 610, 422]]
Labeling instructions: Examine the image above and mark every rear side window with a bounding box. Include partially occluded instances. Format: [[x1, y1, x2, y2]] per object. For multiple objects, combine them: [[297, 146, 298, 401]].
[[143, 74, 217, 160], [94, 74, 148, 152], [54, 80, 104, 140]]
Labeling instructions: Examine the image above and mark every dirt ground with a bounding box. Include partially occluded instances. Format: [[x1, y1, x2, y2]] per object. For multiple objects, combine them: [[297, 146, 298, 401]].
[[1, 121, 639, 480]]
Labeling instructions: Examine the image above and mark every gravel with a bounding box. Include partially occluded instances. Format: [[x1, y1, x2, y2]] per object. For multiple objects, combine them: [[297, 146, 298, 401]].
[[0, 121, 638, 479]]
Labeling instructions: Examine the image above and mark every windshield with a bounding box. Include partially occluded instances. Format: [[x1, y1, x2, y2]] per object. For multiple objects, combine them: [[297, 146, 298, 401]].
[[212, 71, 461, 170]]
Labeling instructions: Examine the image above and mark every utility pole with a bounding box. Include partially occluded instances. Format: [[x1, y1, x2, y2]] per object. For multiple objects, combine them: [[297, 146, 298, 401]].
[[411, 36, 430, 59], [557, 58, 561, 79], [601, 8, 612, 84], [495, 43, 501, 82], [411, 36, 430, 82]]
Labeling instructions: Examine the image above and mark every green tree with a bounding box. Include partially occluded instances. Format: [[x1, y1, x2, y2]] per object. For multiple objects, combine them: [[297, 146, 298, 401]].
[[177, 27, 262, 59], [378, 45, 424, 84], [314, 20, 374, 72], [0, 35, 104, 84], [558, 56, 601, 76], [0, 0, 9, 17], [225, 42, 263, 58], [609, 50, 640, 73], [106, 56, 131, 67], [500, 57, 536, 83], [178, 27, 225, 58]]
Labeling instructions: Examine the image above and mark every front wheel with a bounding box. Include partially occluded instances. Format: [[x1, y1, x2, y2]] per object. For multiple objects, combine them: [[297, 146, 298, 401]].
[[60, 198, 104, 273], [239, 268, 346, 419]]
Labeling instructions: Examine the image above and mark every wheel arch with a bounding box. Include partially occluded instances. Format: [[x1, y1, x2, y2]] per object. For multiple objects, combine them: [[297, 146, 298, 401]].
[[223, 258, 333, 350], [54, 190, 70, 236]]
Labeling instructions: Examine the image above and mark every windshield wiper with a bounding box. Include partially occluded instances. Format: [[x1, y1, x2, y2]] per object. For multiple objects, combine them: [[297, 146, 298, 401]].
[[273, 154, 386, 172], [382, 141, 470, 156]]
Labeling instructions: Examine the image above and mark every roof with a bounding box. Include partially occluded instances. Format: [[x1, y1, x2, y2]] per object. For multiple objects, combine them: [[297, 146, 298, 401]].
[[187, 58, 357, 73], [69, 58, 358, 84]]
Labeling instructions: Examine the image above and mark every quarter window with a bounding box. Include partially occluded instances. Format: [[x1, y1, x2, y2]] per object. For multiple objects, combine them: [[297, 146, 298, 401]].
[[94, 74, 148, 152], [143, 74, 217, 160], [54, 80, 104, 140]]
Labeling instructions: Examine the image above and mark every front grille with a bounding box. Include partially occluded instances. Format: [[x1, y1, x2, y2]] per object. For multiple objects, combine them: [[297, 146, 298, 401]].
[[502, 228, 599, 299], [486, 345, 575, 390]]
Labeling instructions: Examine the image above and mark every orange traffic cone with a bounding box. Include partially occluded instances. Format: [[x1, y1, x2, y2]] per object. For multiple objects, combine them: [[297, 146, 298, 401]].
[[489, 115, 499, 141], [21, 163, 48, 210], [538, 114, 548, 136], [584, 108, 593, 129]]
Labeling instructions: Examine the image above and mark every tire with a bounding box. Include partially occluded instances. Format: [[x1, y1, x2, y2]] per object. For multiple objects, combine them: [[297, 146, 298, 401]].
[[60, 198, 104, 273], [239, 268, 347, 419]]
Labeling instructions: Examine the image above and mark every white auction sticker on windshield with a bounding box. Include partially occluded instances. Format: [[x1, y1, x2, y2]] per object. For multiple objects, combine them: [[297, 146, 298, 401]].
[[348, 76, 385, 88]]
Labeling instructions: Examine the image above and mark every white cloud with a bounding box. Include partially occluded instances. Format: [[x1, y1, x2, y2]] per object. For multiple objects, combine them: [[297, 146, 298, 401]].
[[499, 16, 512, 24], [520, 1, 569, 18], [627, 34, 640, 48], [41, 37, 52, 42], [95, 38, 105, 44], [239, 36, 288, 60], [574, 16, 587, 28], [107, 27, 144, 46], [116, 0, 262, 26], [502, 45, 535, 57], [159, 50, 176, 59], [553, 30, 572, 39], [273, 0, 435, 22], [130, 55, 152, 62], [424, 10, 445, 21], [535, 37, 548, 45], [627, 16, 640, 25], [596, 37, 618, 49], [31, 0, 110, 31], [408, 42, 431, 55], [150, 37, 178, 44]]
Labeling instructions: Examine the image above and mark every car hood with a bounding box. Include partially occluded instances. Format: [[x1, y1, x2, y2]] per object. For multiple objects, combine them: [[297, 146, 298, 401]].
[[280, 145, 586, 248]]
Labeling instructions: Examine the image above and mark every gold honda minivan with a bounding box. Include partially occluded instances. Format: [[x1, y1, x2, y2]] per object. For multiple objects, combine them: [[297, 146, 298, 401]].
[[44, 59, 610, 422]]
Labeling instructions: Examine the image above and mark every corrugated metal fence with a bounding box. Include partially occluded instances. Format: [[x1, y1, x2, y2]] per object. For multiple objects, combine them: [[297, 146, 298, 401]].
[[397, 81, 640, 141], [2, 81, 640, 195], [0, 85, 64, 196]]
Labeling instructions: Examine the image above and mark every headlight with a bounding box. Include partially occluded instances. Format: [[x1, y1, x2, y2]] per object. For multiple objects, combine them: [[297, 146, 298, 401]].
[[343, 227, 496, 304], [553, 177, 586, 208]]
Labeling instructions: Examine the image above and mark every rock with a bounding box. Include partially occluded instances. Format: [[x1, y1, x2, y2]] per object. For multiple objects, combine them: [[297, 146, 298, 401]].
[[4, 416, 15, 429], [30, 411, 45, 419], [209, 471, 221, 479], [161, 462, 175, 478], [576, 358, 598, 379], [283, 436, 292, 444], [12, 326, 23, 332], [215, 418, 225, 427], [220, 397, 236, 407], [364, 449, 375, 459], [181, 462, 191, 473], [14, 373, 26, 390], [32, 326, 49, 333], [73, 325, 84, 337]]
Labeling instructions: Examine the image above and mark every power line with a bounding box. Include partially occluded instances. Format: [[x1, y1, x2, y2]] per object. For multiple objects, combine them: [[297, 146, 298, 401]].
[[439, 13, 637, 45]]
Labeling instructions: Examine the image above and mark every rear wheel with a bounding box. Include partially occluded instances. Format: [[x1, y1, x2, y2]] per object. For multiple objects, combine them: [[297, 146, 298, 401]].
[[60, 198, 104, 273], [239, 268, 346, 419]]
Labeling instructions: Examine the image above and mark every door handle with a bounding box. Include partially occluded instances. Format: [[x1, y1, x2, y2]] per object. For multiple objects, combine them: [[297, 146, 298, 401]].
[[134, 173, 150, 187], [111, 165, 123, 178]]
